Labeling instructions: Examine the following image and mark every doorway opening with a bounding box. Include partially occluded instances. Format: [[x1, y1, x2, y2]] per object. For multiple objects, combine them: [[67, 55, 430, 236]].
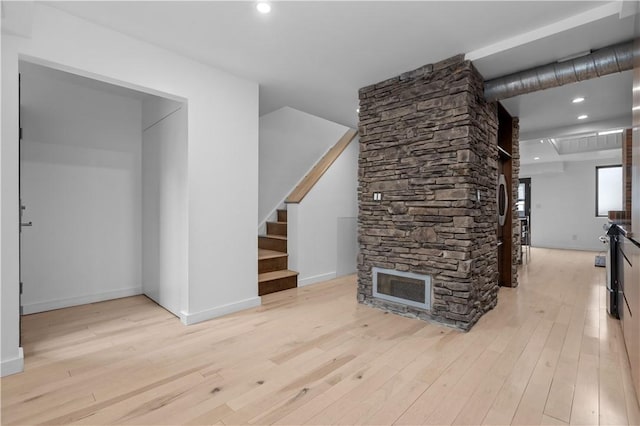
[[517, 177, 532, 263], [517, 178, 531, 220], [499, 70, 630, 253], [18, 61, 188, 348]]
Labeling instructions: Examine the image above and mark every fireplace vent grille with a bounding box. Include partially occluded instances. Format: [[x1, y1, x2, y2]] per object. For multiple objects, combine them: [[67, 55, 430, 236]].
[[372, 267, 431, 310]]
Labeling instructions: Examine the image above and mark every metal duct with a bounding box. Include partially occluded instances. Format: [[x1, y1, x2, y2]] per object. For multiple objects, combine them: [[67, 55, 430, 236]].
[[484, 40, 635, 102]]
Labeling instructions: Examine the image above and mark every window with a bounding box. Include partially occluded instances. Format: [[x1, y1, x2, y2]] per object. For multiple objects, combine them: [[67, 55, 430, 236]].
[[596, 165, 623, 217], [517, 178, 531, 219]]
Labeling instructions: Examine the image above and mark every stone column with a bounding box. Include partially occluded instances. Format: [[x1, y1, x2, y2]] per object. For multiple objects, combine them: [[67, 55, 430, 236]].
[[511, 118, 521, 286], [357, 54, 502, 330]]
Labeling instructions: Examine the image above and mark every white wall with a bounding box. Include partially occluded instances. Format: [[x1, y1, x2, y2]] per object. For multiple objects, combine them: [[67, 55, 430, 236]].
[[142, 98, 187, 317], [20, 65, 143, 314], [142, 97, 182, 131], [521, 157, 622, 251], [2, 3, 259, 375], [288, 138, 359, 286], [259, 107, 349, 225]]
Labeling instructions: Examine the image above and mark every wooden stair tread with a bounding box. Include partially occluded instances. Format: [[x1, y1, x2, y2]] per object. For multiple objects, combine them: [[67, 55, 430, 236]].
[[260, 234, 287, 241], [258, 249, 288, 260], [266, 221, 287, 237], [258, 235, 287, 252], [258, 270, 299, 282], [258, 208, 294, 295]]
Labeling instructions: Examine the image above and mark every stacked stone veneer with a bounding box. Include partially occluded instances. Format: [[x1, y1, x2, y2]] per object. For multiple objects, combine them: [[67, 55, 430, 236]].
[[510, 119, 521, 281], [357, 54, 517, 331], [624, 129, 633, 216]]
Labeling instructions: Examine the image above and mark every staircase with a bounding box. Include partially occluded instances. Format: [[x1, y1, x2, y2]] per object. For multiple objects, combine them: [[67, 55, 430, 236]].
[[258, 209, 298, 296]]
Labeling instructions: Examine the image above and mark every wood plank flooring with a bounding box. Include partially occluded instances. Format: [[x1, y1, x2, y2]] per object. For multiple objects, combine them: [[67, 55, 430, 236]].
[[2, 248, 639, 425]]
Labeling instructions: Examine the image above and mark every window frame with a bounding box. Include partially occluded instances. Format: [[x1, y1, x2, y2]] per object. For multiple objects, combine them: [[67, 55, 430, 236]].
[[595, 164, 623, 217]]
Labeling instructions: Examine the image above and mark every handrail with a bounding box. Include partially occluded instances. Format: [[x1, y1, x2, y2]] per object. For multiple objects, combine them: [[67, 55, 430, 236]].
[[285, 128, 358, 204]]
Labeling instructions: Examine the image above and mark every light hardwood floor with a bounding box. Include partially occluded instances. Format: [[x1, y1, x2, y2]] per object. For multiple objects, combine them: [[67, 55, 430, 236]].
[[2, 248, 639, 425]]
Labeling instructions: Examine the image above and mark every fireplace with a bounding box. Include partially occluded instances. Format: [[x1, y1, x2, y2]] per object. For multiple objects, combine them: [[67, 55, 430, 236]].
[[357, 54, 519, 330], [373, 268, 431, 310]]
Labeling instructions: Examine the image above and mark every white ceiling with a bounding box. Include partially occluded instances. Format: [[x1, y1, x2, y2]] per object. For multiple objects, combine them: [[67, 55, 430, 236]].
[[502, 70, 633, 141], [471, 11, 635, 80], [470, 3, 636, 148], [520, 131, 624, 166], [18, 1, 636, 165]]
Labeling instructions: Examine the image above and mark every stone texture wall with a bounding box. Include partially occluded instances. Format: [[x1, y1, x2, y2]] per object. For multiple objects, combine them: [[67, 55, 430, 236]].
[[624, 129, 633, 216], [357, 55, 501, 331], [511, 119, 520, 285]]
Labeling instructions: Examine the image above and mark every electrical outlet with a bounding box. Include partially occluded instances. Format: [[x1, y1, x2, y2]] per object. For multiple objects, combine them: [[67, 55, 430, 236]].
[[373, 192, 382, 201]]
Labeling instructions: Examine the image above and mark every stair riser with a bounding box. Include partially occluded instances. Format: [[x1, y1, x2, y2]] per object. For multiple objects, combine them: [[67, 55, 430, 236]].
[[258, 256, 288, 274], [267, 222, 287, 236], [258, 237, 287, 252], [259, 275, 297, 296], [277, 210, 287, 222]]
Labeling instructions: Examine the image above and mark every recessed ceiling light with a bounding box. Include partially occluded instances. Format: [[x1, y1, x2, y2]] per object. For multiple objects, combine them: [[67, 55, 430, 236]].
[[540, 139, 544, 143], [356, 108, 360, 113], [534, 157, 540, 160], [577, 115, 588, 120], [598, 129, 624, 136], [256, 2, 271, 14], [572, 97, 585, 104]]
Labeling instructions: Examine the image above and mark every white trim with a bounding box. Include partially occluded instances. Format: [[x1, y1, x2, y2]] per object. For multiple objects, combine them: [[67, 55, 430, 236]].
[[179, 296, 261, 325], [529, 244, 603, 252], [298, 272, 336, 287], [1, 348, 24, 377], [22, 287, 142, 314], [19, 54, 187, 103], [465, 2, 622, 61], [258, 141, 337, 232]]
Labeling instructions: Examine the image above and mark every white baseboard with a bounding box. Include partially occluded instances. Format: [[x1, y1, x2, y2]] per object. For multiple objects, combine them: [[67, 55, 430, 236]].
[[22, 287, 143, 314], [298, 272, 336, 287], [533, 244, 602, 252], [1, 348, 24, 377], [180, 296, 261, 325]]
